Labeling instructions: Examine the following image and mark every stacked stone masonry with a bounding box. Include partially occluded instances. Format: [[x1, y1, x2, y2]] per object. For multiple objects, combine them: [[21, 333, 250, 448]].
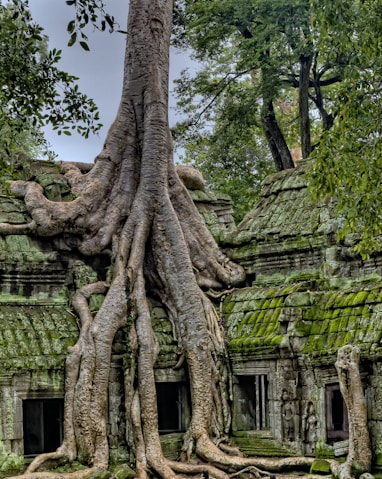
[[2, 160, 382, 472]]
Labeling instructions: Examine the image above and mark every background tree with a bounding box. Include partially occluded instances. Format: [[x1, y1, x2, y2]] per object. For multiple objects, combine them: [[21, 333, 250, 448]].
[[175, 73, 274, 221], [172, 0, 347, 217], [174, 0, 381, 252], [0, 0, 102, 174], [308, 0, 382, 256], [175, 0, 346, 170]]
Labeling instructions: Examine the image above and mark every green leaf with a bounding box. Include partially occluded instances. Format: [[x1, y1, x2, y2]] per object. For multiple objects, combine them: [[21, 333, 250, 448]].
[[68, 32, 77, 47], [67, 20, 75, 34], [79, 41, 90, 51], [0, 0, 102, 168], [105, 14, 114, 29]]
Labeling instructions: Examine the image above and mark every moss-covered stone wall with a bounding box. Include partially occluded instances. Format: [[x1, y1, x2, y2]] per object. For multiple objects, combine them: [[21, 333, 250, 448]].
[[224, 280, 382, 364], [3, 159, 382, 467], [0, 161, 204, 466]]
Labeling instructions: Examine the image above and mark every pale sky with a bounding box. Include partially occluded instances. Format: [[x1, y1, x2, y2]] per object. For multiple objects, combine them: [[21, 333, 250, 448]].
[[28, 1, 190, 163]]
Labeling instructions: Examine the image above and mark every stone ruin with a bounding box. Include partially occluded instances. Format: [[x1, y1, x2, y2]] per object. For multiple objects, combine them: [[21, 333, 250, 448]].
[[1, 159, 382, 473]]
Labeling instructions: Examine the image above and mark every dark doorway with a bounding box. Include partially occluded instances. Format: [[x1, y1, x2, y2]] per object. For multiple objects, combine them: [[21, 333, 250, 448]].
[[326, 384, 349, 443], [23, 398, 64, 456], [156, 382, 183, 433], [234, 375, 269, 431]]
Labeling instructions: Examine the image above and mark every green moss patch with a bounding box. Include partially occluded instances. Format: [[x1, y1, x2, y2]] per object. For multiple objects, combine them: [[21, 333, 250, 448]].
[[224, 281, 382, 360], [310, 459, 331, 474], [0, 304, 79, 371]]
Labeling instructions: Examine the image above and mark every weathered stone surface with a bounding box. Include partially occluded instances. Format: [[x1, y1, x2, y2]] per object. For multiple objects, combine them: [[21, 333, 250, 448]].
[[2, 160, 382, 471], [189, 188, 236, 241], [231, 430, 295, 457], [0, 303, 78, 371], [224, 163, 382, 284]]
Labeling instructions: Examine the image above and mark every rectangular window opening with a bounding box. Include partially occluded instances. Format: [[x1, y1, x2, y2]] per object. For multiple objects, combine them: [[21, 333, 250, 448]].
[[326, 384, 349, 443], [235, 375, 269, 431], [23, 398, 64, 456], [156, 382, 184, 433]]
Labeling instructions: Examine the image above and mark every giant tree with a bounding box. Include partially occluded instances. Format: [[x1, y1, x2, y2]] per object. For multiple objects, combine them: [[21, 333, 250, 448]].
[[2, 1, 373, 479], [1, 1, 317, 478]]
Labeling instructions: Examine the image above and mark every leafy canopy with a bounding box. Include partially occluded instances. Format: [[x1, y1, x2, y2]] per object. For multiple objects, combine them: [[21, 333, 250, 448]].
[[309, 0, 382, 256], [174, 0, 381, 246], [0, 0, 102, 172], [173, 0, 345, 218]]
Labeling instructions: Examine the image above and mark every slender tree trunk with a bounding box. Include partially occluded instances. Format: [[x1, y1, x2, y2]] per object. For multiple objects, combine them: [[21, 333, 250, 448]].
[[257, 54, 294, 171], [311, 57, 334, 131], [299, 54, 313, 158], [261, 99, 294, 170]]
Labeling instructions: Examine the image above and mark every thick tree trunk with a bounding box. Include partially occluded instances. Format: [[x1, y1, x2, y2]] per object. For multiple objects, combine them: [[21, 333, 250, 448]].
[[335, 345, 372, 479]]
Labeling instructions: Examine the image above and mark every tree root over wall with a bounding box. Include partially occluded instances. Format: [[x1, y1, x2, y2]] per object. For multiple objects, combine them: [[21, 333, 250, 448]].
[[2, 1, 372, 479]]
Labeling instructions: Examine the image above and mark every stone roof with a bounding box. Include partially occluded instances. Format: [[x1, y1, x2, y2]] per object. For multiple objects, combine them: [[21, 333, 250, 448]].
[[224, 163, 339, 281], [225, 161, 382, 284], [232, 166, 318, 242], [0, 300, 78, 371], [224, 280, 382, 364]]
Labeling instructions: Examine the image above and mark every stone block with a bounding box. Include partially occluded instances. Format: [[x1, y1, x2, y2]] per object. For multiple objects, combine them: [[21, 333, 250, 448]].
[[333, 440, 349, 457]]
